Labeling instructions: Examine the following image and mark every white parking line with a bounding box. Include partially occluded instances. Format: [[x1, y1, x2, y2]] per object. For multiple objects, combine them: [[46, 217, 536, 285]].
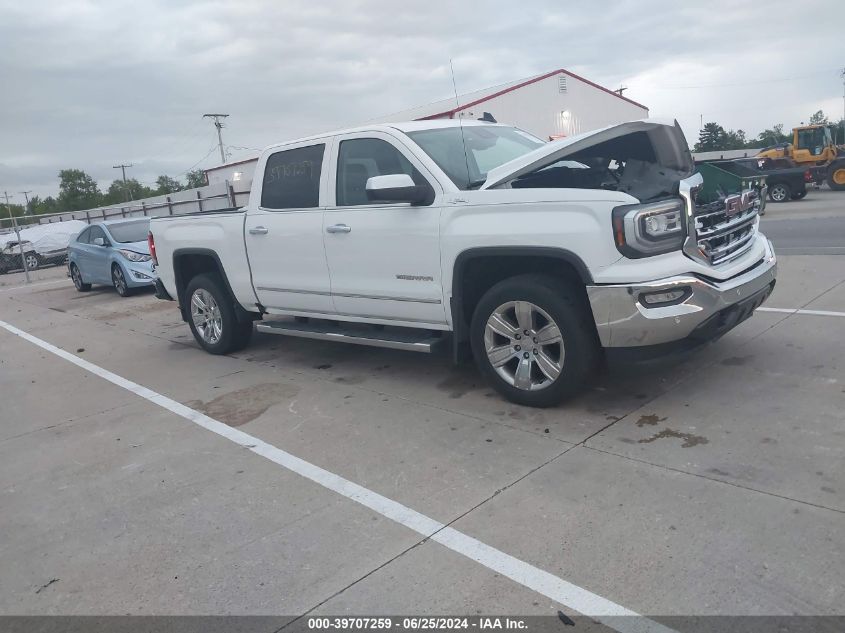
[[758, 307, 845, 318], [0, 317, 676, 633]]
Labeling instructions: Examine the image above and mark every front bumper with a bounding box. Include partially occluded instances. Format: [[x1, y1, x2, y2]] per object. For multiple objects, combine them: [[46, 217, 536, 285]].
[[123, 260, 156, 287], [587, 238, 777, 350]]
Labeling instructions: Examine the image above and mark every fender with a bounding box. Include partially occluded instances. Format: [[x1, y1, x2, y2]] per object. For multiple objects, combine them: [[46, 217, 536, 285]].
[[172, 247, 259, 324], [450, 246, 593, 363]]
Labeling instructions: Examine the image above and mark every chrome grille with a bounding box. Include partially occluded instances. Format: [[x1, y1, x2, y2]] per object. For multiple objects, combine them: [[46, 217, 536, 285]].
[[694, 191, 760, 265]]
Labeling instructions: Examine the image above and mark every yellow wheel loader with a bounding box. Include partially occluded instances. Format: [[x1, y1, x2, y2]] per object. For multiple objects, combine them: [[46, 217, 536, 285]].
[[757, 124, 845, 190]]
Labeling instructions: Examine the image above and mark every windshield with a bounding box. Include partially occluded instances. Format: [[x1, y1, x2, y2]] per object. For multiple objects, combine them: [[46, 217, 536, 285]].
[[107, 220, 149, 243], [407, 126, 544, 189]]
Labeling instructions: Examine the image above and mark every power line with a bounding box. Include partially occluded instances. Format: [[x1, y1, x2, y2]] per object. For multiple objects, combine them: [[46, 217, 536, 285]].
[[178, 144, 219, 177], [202, 114, 229, 164]]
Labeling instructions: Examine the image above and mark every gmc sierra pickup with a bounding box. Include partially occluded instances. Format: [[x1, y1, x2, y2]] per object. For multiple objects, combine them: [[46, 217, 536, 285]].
[[149, 119, 777, 407]]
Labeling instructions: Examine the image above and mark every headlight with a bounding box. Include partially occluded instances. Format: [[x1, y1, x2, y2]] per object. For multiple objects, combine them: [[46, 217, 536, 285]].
[[612, 198, 686, 258], [118, 249, 151, 262]]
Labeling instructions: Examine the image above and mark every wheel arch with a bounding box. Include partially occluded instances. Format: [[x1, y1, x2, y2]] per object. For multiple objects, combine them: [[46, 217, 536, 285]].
[[172, 248, 257, 324], [450, 247, 593, 363]]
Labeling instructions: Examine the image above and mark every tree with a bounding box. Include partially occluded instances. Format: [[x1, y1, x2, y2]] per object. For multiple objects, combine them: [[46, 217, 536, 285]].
[[31, 196, 60, 215], [756, 124, 790, 147], [57, 169, 102, 211], [809, 110, 829, 125], [102, 178, 154, 205], [155, 175, 183, 194], [185, 169, 207, 189], [694, 122, 727, 152]]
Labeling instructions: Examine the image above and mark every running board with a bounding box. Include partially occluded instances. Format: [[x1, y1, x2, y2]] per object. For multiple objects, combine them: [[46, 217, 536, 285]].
[[255, 319, 444, 353]]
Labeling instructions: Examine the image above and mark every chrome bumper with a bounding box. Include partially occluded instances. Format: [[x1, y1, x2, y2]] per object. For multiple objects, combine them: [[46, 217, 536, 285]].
[[587, 239, 777, 348]]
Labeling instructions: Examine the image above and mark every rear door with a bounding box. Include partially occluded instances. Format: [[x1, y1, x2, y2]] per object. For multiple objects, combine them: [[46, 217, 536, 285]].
[[323, 132, 446, 324], [245, 140, 335, 315]]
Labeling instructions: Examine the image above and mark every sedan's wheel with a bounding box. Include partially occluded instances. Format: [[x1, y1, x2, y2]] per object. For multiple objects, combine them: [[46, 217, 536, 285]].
[[769, 183, 790, 202], [24, 253, 39, 270], [471, 274, 600, 408], [112, 264, 131, 297], [185, 273, 253, 354], [484, 301, 564, 392], [70, 263, 91, 291]]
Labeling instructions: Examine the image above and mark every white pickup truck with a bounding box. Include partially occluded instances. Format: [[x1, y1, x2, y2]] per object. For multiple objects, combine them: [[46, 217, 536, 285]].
[[149, 119, 777, 407]]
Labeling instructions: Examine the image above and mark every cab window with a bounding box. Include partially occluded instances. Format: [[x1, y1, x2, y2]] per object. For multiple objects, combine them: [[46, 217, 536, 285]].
[[261, 144, 325, 210], [336, 138, 430, 206]]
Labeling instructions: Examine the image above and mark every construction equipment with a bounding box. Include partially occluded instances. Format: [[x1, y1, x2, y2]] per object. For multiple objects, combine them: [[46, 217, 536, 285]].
[[756, 124, 845, 190]]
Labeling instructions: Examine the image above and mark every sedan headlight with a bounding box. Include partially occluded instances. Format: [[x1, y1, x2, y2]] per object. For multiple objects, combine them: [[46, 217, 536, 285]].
[[612, 198, 686, 258], [118, 249, 152, 262]]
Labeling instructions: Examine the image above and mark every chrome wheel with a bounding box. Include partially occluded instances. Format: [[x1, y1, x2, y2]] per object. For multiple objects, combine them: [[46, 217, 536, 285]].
[[770, 184, 788, 202], [112, 266, 127, 295], [24, 253, 39, 270], [483, 300, 564, 391], [191, 288, 223, 345]]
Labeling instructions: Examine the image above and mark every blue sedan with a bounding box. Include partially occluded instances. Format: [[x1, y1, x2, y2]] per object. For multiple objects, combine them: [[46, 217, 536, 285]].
[[68, 219, 155, 296]]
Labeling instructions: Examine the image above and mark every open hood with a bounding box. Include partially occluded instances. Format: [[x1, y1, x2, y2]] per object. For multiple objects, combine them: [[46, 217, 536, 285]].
[[480, 119, 694, 194]]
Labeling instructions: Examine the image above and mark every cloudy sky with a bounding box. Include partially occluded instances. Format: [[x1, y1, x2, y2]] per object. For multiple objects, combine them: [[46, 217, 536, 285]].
[[1, 0, 843, 200]]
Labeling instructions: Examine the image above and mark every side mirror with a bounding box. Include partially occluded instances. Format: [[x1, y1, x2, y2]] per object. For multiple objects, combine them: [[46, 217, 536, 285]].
[[93, 237, 105, 246], [365, 174, 432, 205]]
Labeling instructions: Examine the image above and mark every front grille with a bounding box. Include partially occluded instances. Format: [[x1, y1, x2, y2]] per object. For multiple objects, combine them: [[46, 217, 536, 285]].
[[693, 194, 760, 265]]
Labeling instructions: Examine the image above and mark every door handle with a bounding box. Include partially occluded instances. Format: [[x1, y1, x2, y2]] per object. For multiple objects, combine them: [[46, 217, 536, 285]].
[[326, 224, 351, 234], [249, 226, 269, 235]]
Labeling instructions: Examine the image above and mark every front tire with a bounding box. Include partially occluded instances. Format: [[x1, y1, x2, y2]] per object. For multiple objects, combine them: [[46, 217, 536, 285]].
[[827, 160, 845, 191], [768, 183, 790, 203], [112, 264, 132, 297], [24, 253, 39, 270], [470, 274, 599, 408], [185, 273, 253, 354]]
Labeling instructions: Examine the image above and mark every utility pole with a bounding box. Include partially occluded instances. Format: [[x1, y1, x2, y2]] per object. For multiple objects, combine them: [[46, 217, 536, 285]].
[[203, 113, 229, 164], [19, 190, 32, 215], [3, 191, 30, 284], [840, 68, 844, 144], [112, 163, 133, 202]]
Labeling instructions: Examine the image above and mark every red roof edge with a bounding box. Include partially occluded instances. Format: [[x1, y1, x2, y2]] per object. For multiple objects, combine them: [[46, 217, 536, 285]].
[[203, 156, 259, 174], [416, 68, 648, 120]]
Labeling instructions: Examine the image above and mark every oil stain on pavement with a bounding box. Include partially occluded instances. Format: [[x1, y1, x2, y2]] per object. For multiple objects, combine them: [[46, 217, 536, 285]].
[[185, 382, 299, 427]]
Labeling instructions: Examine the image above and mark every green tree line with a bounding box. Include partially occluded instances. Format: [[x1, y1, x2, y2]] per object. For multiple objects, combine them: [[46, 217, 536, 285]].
[[694, 110, 845, 153], [4, 168, 208, 220]]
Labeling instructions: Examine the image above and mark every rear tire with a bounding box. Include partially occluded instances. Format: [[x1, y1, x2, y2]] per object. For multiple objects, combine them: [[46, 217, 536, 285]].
[[768, 183, 790, 202], [70, 263, 91, 291], [827, 160, 845, 191], [185, 273, 253, 355], [24, 252, 39, 270], [470, 274, 599, 408]]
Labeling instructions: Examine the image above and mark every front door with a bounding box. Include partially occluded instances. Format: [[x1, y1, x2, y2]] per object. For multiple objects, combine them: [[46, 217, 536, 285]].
[[246, 140, 335, 315], [323, 133, 445, 325]]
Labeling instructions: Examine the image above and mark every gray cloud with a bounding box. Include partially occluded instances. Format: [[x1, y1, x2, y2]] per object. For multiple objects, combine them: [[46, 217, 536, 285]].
[[1, 0, 843, 200]]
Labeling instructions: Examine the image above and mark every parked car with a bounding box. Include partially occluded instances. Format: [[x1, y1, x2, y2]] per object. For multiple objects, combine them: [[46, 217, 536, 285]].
[[150, 119, 777, 407], [719, 158, 810, 203], [67, 219, 155, 296], [0, 239, 68, 274]]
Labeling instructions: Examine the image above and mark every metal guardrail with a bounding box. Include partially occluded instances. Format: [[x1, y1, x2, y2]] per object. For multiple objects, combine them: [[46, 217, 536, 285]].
[[1, 181, 250, 231]]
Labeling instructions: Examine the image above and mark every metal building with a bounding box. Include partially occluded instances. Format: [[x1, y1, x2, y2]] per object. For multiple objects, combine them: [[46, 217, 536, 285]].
[[382, 68, 649, 140]]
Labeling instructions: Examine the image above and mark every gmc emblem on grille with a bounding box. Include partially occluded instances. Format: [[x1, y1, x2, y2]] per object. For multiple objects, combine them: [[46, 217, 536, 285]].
[[724, 190, 757, 217]]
